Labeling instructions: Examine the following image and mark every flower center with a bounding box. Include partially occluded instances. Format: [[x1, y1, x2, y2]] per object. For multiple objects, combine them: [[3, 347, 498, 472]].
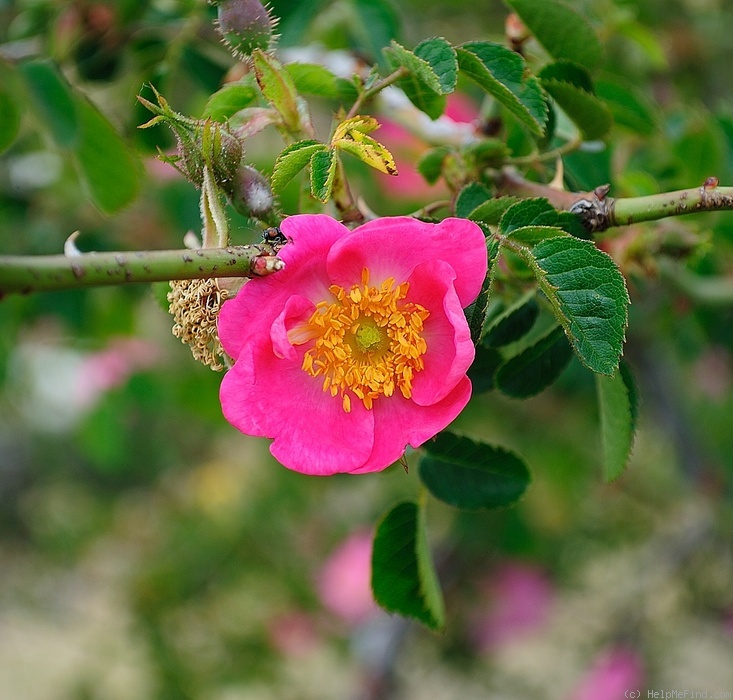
[[299, 269, 429, 412]]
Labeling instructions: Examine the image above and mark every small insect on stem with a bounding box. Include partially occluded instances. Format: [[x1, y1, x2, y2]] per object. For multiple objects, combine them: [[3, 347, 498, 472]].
[[262, 226, 289, 249]]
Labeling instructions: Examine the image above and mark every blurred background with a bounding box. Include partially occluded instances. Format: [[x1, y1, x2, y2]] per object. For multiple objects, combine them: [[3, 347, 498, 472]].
[[1, 0, 733, 698]]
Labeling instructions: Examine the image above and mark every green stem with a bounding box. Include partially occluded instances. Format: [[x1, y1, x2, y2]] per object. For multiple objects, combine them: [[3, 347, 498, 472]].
[[657, 257, 733, 306], [609, 185, 733, 227], [506, 135, 583, 167], [345, 67, 409, 120], [0, 244, 283, 297]]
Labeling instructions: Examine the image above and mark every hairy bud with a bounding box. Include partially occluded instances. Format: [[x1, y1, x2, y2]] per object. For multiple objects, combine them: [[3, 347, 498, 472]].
[[212, 0, 279, 60], [228, 163, 276, 220], [138, 87, 243, 190]]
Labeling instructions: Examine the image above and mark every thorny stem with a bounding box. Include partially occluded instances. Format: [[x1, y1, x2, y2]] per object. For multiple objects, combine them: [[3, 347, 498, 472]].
[[0, 244, 283, 298], [497, 169, 733, 234], [345, 67, 409, 120], [506, 134, 584, 166]]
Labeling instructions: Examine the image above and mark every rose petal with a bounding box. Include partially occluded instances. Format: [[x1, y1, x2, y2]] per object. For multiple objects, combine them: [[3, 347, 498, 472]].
[[326, 217, 487, 307], [350, 376, 472, 473], [270, 295, 314, 361], [218, 214, 348, 360], [220, 342, 375, 476], [406, 259, 475, 406]]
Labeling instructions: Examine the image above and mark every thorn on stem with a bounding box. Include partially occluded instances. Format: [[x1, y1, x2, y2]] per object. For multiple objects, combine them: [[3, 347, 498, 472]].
[[64, 231, 83, 257]]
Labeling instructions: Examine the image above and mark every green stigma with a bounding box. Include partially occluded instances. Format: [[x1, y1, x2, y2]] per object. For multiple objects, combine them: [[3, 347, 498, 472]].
[[354, 324, 383, 353]]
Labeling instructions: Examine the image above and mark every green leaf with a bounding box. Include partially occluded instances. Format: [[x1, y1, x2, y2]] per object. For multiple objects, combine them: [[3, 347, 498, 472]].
[[595, 79, 657, 135], [73, 96, 142, 213], [202, 84, 258, 122], [0, 90, 20, 154], [508, 225, 569, 246], [522, 236, 629, 375], [455, 182, 492, 219], [457, 41, 548, 137], [384, 41, 447, 119], [252, 49, 301, 132], [596, 361, 638, 482], [539, 62, 612, 141], [500, 197, 588, 239], [309, 148, 337, 202], [468, 196, 520, 225], [416, 146, 452, 184], [334, 132, 397, 175], [483, 292, 539, 347], [384, 40, 443, 93], [467, 344, 503, 393], [495, 324, 573, 397], [420, 432, 531, 510], [271, 140, 326, 193], [285, 63, 359, 104], [371, 501, 445, 630], [352, 0, 402, 65], [414, 37, 458, 94], [18, 59, 78, 147], [504, 0, 604, 72]]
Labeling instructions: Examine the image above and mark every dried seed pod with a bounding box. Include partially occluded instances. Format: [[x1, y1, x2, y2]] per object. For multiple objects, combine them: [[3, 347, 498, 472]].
[[168, 278, 231, 371]]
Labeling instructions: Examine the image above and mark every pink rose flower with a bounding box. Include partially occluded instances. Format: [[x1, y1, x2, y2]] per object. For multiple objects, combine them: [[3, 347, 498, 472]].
[[218, 214, 487, 475], [317, 530, 378, 625]]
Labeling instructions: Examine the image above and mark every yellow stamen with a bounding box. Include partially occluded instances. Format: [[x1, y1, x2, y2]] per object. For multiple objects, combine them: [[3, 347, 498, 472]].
[[297, 269, 430, 412]]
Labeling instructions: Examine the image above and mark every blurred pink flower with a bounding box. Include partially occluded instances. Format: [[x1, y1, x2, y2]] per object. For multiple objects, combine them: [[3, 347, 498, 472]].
[[218, 214, 487, 475], [375, 94, 479, 199], [570, 647, 645, 700], [317, 531, 377, 625], [75, 338, 160, 409], [471, 561, 555, 651]]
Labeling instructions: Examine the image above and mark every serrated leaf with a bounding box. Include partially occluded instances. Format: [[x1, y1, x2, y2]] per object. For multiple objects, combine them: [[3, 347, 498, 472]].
[[384, 42, 447, 120], [507, 225, 569, 246], [540, 62, 612, 141], [384, 40, 443, 93], [371, 501, 445, 630], [455, 182, 492, 218], [522, 236, 629, 375], [74, 95, 142, 213], [334, 132, 397, 175], [468, 196, 520, 225], [310, 148, 337, 202], [0, 90, 20, 154], [417, 146, 451, 184], [495, 324, 573, 397], [420, 432, 530, 510], [500, 198, 555, 235], [504, 0, 604, 72], [457, 42, 548, 137], [332, 115, 380, 141], [252, 49, 301, 132], [500, 197, 588, 239], [202, 83, 258, 122], [595, 79, 657, 135], [414, 37, 458, 94], [596, 361, 638, 482], [483, 291, 539, 347], [285, 63, 359, 104], [18, 59, 78, 147], [271, 140, 326, 193]]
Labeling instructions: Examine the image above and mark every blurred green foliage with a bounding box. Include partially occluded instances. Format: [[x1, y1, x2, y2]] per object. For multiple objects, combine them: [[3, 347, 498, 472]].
[[1, 1, 733, 698]]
